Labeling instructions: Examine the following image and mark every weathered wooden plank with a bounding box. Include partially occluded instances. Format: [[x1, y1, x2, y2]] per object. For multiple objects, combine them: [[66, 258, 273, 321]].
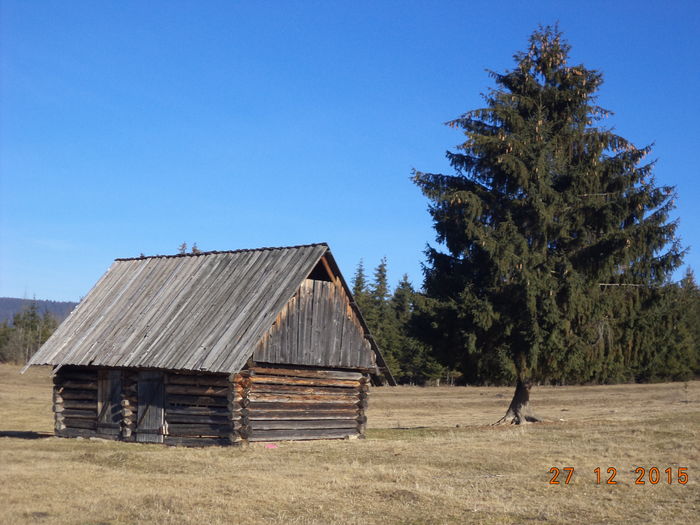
[[165, 414, 231, 425], [248, 401, 359, 411], [302, 280, 314, 363], [250, 367, 363, 381], [57, 380, 98, 390], [165, 406, 229, 416], [165, 384, 229, 396], [248, 393, 359, 404], [60, 390, 98, 401], [322, 282, 336, 365], [289, 292, 300, 364], [309, 280, 324, 360], [327, 284, 343, 365], [167, 394, 229, 407], [249, 383, 361, 395], [167, 423, 232, 436], [62, 399, 97, 410], [248, 428, 358, 442], [166, 374, 230, 386], [164, 436, 231, 447], [248, 409, 359, 420], [250, 376, 360, 388], [55, 371, 98, 383], [250, 419, 360, 430], [58, 409, 98, 419]]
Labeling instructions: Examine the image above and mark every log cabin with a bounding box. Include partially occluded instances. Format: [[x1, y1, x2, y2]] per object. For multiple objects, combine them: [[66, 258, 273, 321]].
[[25, 243, 395, 446]]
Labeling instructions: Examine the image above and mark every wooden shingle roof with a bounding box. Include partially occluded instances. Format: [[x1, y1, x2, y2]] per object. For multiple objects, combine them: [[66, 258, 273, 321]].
[[28, 243, 392, 378]]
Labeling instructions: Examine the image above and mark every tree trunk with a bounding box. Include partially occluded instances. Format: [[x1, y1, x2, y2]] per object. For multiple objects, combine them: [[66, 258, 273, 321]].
[[493, 378, 543, 425]]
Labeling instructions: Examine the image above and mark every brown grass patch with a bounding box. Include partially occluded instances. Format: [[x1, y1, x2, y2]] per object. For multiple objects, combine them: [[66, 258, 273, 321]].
[[1, 365, 697, 524]]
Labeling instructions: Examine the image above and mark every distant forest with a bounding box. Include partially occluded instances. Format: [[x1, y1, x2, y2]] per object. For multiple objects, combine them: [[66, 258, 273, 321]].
[[0, 298, 76, 324], [0, 298, 76, 364]]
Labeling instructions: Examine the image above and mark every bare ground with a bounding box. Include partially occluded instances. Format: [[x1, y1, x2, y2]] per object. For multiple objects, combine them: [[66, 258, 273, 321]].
[[0, 364, 698, 524]]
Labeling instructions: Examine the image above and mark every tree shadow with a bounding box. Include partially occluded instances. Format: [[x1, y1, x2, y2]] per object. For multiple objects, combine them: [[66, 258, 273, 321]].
[[0, 430, 53, 439]]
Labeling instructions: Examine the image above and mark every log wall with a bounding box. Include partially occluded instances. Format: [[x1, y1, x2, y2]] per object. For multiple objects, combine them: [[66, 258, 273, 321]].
[[163, 371, 233, 447], [52, 364, 370, 445], [53, 366, 99, 438], [241, 365, 369, 442]]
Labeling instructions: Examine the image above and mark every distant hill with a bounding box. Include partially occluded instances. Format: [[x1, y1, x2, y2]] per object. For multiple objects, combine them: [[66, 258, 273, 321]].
[[0, 297, 78, 324]]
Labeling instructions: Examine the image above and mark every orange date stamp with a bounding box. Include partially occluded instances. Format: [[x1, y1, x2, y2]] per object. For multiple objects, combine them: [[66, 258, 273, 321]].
[[548, 466, 689, 485]]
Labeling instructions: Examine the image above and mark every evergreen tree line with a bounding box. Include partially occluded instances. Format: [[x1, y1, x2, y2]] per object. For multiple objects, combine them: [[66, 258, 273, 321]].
[[354, 258, 699, 385], [0, 302, 57, 364], [351, 259, 446, 384]]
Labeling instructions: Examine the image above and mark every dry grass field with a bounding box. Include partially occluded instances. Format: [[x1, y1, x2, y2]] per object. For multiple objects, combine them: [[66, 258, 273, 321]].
[[1, 364, 698, 524]]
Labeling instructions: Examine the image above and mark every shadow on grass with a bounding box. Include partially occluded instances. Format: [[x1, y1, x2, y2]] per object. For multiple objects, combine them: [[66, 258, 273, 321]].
[[0, 430, 53, 439]]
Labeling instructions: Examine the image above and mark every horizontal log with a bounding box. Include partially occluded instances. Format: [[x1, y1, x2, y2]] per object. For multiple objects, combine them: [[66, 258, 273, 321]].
[[56, 427, 96, 438], [63, 418, 97, 430], [250, 376, 360, 388], [58, 380, 98, 390], [166, 414, 231, 425], [167, 374, 229, 387], [165, 406, 229, 416], [55, 409, 97, 419], [167, 394, 229, 407], [248, 393, 358, 404], [249, 409, 359, 420], [249, 401, 359, 411], [165, 384, 230, 397], [54, 371, 97, 383], [248, 428, 359, 442], [167, 423, 231, 437], [250, 419, 360, 431], [251, 367, 364, 381], [60, 390, 98, 401], [63, 399, 97, 410], [250, 383, 361, 396], [164, 436, 231, 447]]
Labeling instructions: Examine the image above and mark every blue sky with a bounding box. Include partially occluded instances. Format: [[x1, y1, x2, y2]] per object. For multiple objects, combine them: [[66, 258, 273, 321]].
[[1, 1, 699, 301]]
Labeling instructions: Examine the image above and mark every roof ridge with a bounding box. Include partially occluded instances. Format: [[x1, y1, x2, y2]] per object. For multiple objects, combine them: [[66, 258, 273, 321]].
[[115, 242, 329, 262]]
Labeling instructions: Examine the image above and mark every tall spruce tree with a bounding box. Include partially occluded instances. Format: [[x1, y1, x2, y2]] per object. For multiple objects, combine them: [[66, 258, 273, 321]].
[[351, 259, 372, 316], [413, 26, 684, 423], [366, 258, 401, 374]]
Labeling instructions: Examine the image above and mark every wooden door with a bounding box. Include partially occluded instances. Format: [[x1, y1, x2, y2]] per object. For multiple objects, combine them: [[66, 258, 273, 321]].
[[136, 371, 165, 443], [97, 370, 122, 437]]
